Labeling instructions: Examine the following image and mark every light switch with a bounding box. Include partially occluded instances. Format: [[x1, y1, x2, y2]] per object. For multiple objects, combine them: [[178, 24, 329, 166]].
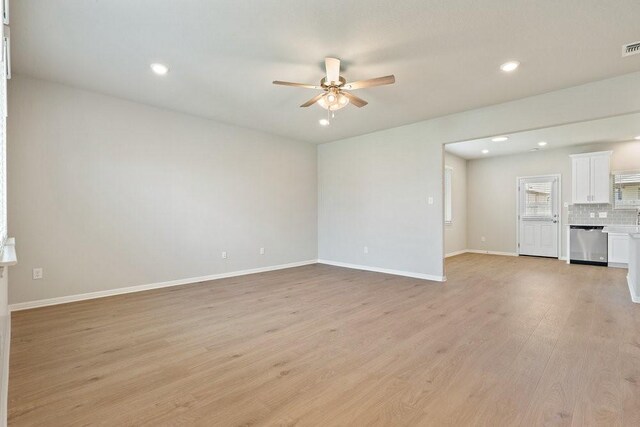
[[598, 212, 607, 218], [428, 196, 434, 205], [590, 213, 595, 218]]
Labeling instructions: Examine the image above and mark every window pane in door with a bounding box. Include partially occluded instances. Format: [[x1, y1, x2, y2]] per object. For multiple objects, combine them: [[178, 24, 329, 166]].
[[523, 182, 552, 218]]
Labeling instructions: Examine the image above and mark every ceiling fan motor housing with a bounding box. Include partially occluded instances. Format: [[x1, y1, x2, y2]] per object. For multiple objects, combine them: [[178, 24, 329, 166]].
[[320, 76, 346, 88]]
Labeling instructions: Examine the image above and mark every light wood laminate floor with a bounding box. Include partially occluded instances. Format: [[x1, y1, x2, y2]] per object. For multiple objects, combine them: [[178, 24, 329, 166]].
[[8, 254, 640, 426]]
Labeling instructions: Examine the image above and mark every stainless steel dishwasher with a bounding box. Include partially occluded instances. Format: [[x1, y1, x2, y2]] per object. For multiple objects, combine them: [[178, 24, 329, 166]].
[[569, 225, 607, 266]]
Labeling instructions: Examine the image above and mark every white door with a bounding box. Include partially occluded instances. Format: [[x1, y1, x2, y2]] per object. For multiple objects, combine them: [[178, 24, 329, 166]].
[[518, 176, 559, 258], [590, 154, 610, 203], [572, 156, 591, 203]]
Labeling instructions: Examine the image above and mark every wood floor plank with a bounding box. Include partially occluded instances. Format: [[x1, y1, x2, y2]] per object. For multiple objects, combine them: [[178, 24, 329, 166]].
[[7, 255, 638, 426]]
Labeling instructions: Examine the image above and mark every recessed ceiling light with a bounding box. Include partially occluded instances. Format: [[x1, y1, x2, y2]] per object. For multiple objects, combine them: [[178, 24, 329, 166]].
[[481, 149, 489, 154], [319, 119, 330, 126], [635, 135, 640, 140], [538, 141, 548, 146], [150, 63, 169, 75], [491, 136, 509, 142], [500, 61, 520, 72]]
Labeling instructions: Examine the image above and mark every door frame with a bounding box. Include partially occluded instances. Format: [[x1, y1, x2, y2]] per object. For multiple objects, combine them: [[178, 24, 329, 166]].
[[516, 174, 562, 258]]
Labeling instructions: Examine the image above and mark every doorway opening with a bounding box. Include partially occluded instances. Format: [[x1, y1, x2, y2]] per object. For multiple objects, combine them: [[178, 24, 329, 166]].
[[441, 111, 640, 280]]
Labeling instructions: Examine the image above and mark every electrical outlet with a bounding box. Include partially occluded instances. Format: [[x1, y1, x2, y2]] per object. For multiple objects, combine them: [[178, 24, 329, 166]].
[[259, 247, 265, 255], [221, 251, 227, 259], [481, 236, 486, 242], [427, 196, 434, 205], [32, 268, 43, 280], [364, 246, 369, 254], [590, 212, 595, 218], [598, 212, 607, 218]]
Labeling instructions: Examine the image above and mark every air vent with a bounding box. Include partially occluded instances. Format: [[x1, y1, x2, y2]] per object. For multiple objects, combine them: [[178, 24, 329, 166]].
[[623, 40, 640, 57]]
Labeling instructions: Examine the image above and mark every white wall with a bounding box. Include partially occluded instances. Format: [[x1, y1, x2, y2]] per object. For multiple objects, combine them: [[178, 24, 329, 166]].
[[466, 140, 640, 258], [7, 75, 318, 304], [8, 71, 640, 301], [317, 124, 445, 279], [444, 152, 467, 255], [318, 71, 640, 280]]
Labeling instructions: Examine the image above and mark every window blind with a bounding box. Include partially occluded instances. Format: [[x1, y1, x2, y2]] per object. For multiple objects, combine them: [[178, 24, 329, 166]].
[[0, 32, 7, 252], [444, 167, 452, 224]]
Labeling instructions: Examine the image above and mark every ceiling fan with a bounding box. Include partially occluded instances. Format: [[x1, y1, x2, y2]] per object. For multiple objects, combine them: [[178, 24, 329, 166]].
[[273, 57, 395, 122]]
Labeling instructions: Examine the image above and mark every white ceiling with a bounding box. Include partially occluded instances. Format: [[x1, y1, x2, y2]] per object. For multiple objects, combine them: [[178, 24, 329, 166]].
[[445, 113, 640, 159], [11, 0, 640, 143]]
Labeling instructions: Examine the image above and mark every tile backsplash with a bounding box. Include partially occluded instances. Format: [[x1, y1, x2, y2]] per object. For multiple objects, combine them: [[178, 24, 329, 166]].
[[568, 203, 638, 225]]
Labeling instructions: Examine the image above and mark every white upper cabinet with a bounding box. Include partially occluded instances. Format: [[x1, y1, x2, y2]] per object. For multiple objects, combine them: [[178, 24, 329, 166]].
[[572, 156, 591, 203], [570, 151, 611, 204], [590, 153, 611, 203]]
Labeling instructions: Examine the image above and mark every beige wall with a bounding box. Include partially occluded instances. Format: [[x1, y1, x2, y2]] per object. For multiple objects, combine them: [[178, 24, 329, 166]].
[[318, 72, 640, 279], [8, 71, 640, 301], [8, 75, 318, 304], [466, 140, 640, 258], [444, 152, 467, 255], [318, 124, 445, 279]]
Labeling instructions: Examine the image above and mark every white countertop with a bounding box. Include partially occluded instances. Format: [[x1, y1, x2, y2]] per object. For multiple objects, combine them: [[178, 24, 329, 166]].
[[602, 225, 640, 238], [567, 223, 638, 227]]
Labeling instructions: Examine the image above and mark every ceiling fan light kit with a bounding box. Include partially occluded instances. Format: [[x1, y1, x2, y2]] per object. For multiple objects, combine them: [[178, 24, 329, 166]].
[[273, 57, 395, 124], [317, 90, 349, 111]]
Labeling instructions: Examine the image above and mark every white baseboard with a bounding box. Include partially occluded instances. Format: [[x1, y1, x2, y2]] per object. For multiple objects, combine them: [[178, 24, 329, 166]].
[[0, 315, 9, 427], [450, 249, 567, 260], [317, 259, 446, 282], [466, 249, 519, 257], [608, 262, 628, 269], [8, 260, 318, 312], [628, 275, 640, 304], [445, 249, 468, 258]]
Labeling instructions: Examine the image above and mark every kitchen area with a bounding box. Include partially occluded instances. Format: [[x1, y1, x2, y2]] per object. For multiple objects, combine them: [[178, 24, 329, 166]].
[[444, 111, 640, 304], [567, 150, 640, 302]]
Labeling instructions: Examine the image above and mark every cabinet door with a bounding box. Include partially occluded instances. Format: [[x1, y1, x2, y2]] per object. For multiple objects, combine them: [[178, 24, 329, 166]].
[[572, 156, 591, 203], [590, 154, 610, 203], [608, 233, 629, 264]]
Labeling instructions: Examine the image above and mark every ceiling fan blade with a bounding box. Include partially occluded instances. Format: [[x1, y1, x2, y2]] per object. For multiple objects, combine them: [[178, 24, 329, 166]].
[[325, 57, 341, 85], [300, 92, 325, 108], [343, 75, 395, 90], [341, 91, 368, 108], [273, 81, 322, 90]]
